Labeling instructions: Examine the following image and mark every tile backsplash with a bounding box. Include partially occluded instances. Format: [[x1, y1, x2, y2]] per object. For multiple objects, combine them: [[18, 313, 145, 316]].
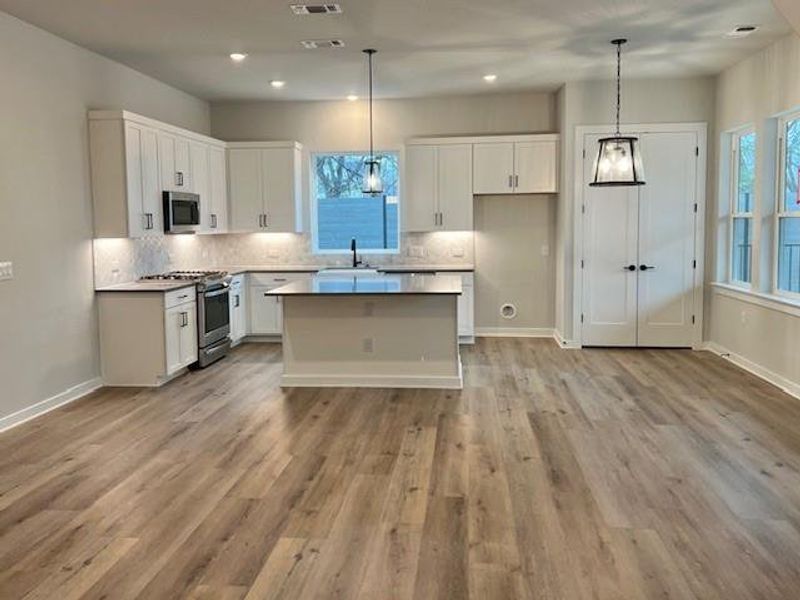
[[93, 232, 474, 288]]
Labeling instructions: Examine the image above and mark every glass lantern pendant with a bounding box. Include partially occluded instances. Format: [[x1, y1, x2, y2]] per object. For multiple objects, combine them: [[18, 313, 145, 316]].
[[590, 39, 645, 187], [362, 49, 384, 195]]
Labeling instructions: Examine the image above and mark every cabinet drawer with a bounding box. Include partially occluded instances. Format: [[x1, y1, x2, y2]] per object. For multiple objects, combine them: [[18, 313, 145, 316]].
[[249, 272, 313, 287], [164, 286, 196, 309]]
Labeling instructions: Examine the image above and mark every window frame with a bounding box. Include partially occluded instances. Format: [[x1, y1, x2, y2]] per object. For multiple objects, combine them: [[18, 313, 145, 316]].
[[729, 126, 756, 288], [774, 111, 800, 299], [309, 150, 402, 255]]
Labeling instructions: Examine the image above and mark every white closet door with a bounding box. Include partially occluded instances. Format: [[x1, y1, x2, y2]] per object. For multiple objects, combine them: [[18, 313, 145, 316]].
[[581, 134, 640, 347], [636, 132, 697, 347]]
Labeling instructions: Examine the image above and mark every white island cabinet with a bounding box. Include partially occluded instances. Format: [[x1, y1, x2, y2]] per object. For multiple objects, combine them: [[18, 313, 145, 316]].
[[97, 285, 197, 386], [268, 273, 463, 389]]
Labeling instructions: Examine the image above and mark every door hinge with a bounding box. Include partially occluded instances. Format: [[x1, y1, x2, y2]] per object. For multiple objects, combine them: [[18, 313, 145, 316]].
[[692, 259, 697, 269]]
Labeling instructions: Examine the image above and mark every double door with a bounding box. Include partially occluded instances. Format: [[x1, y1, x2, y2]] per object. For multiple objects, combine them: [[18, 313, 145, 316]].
[[404, 144, 473, 231], [581, 131, 699, 347]]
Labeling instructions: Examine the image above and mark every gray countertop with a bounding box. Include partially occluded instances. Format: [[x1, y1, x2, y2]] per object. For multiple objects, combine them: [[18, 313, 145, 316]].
[[267, 274, 463, 296]]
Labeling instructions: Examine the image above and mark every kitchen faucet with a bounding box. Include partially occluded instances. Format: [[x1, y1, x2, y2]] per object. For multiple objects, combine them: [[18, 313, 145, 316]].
[[350, 238, 363, 268]]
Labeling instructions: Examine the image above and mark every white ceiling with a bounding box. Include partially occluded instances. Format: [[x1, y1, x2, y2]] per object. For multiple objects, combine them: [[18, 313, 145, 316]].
[[0, 0, 790, 101]]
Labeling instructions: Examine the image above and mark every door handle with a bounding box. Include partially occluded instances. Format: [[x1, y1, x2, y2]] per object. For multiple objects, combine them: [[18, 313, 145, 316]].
[[639, 265, 656, 271], [623, 265, 637, 271]]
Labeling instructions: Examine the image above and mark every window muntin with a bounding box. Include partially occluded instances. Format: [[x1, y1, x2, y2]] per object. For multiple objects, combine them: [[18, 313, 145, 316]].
[[312, 152, 399, 253], [777, 114, 800, 295], [730, 129, 755, 285]]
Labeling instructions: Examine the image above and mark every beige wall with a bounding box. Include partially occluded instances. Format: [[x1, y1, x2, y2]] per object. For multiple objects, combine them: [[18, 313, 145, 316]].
[[0, 12, 209, 423], [709, 32, 800, 391], [211, 92, 558, 331], [555, 76, 717, 341]]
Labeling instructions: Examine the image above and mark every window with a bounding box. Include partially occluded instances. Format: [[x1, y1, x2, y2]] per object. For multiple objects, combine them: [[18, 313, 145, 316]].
[[730, 129, 756, 285], [312, 152, 399, 253], [777, 114, 800, 294]]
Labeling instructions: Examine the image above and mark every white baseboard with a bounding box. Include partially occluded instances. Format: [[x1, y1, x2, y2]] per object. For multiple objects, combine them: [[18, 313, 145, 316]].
[[553, 329, 582, 349], [0, 377, 103, 433], [476, 327, 555, 338], [281, 368, 463, 390], [702, 341, 800, 400]]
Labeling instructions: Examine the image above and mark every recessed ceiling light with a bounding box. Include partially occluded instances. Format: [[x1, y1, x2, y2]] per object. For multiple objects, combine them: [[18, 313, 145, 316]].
[[229, 53, 248, 62], [726, 25, 758, 38], [347, 94, 359, 101], [270, 80, 286, 89], [483, 74, 497, 83]]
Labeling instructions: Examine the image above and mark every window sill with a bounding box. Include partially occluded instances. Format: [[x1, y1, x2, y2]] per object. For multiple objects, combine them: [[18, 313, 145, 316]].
[[710, 282, 800, 318]]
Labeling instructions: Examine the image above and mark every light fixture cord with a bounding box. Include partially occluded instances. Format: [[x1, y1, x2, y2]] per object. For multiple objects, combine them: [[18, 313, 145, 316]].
[[615, 40, 621, 136], [368, 51, 374, 161]]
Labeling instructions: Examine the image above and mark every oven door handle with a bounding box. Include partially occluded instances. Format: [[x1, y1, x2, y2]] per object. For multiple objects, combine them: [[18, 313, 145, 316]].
[[203, 287, 230, 299]]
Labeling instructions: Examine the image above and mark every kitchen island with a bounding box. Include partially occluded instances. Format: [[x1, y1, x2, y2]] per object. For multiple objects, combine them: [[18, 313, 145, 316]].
[[267, 273, 463, 389]]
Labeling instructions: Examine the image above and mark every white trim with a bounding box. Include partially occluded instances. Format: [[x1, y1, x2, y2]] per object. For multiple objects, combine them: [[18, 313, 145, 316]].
[[406, 133, 559, 146], [774, 111, 800, 296], [728, 126, 756, 287], [703, 341, 800, 400], [710, 282, 800, 317], [475, 327, 554, 338], [280, 372, 463, 389], [553, 329, 582, 349], [0, 377, 103, 433], [572, 122, 708, 349], [88, 110, 227, 148], [226, 140, 302, 151]]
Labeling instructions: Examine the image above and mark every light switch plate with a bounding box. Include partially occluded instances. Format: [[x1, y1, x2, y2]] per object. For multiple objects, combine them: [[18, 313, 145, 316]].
[[0, 262, 12, 281]]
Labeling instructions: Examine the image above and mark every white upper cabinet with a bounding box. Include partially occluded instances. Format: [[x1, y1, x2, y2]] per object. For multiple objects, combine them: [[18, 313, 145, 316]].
[[473, 135, 559, 195], [227, 142, 303, 233], [89, 110, 228, 238], [403, 142, 472, 232], [473, 142, 515, 195]]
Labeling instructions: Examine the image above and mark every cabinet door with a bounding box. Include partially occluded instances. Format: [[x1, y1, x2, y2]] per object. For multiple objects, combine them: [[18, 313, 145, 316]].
[[190, 142, 212, 232], [514, 140, 558, 193], [140, 127, 162, 235], [124, 123, 146, 238], [179, 302, 198, 366], [437, 144, 473, 231], [164, 305, 183, 374], [473, 142, 514, 194], [228, 149, 264, 232], [158, 132, 177, 190], [403, 145, 437, 232], [229, 278, 246, 342], [208, 146, 228, 233], [249, 285, 280, 334], [175, 137, 192, 191], [262, 148, 298, 232], [457, 274, 475, 338]]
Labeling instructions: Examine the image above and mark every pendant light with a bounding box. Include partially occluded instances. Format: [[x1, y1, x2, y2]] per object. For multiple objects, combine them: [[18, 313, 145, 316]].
[[362, 48, 383, 195], [590, 39, 645, 187]]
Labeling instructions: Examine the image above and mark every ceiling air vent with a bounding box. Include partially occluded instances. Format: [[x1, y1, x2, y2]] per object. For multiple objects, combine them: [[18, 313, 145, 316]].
[[300, 39, 346, 49], [290, 4, 343, 15]]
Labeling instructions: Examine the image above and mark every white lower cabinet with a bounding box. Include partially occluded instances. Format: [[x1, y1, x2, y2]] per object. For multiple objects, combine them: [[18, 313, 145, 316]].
[[457, 273, 475, 341], [165, 301, 198, 375], [97, 286, 198, 386], [247, 273, 312, 336], [229, 274, 247, 344]]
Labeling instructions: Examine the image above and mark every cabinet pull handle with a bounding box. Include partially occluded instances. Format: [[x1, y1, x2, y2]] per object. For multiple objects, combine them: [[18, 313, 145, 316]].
[[234, 294, 240, 307], [508, 175, 513, 188], [273, 278, 287, 282], [514, 174, 519, 188], [211, 214, 217, 229], [180, 311, 188, 327], [264, 212, 269, 228], [439, 212, 444, 227], [176, 171, 184, 187], [258, 214, 263, 227], [178, 294, 189, 299]]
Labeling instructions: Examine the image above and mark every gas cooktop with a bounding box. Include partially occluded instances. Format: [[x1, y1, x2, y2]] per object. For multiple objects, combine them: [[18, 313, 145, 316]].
[[140, 270, 228, 281]]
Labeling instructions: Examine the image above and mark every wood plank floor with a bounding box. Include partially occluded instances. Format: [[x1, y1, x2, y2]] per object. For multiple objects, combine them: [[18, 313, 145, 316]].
[[2, 339, 800, 599]]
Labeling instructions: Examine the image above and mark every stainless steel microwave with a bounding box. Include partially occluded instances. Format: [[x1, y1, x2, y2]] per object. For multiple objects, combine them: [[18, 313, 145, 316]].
[[163, 191, 200, 233]]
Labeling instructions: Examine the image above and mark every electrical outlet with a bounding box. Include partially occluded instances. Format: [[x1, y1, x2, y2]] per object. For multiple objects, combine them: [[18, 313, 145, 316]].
[[450, 245, 465, 258], [0, 262, 13, 281], [407, 245, 424, 258], [541, 245, 550, 257]]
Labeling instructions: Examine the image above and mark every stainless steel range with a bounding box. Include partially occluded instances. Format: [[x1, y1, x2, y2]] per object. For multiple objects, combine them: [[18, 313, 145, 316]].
[[140, 270, 232, 368]]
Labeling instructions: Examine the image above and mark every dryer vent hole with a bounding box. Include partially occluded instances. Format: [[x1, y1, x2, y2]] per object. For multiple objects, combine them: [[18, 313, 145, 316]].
[[500, 303, 517, 320]]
